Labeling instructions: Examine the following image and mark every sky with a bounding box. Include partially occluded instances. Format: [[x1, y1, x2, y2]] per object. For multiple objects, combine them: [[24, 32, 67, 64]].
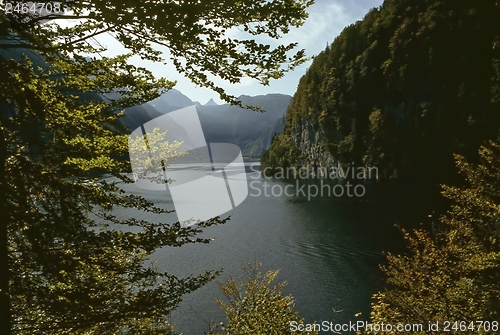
[[95, 0, 383, 105]]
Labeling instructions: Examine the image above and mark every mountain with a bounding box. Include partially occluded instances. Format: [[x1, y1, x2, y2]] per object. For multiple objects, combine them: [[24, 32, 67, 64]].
[[243, 117, 284, 158], [2, 41, 289, 160], [148, 88, 196, 112], [196, 94, 290, 157], [204, 98, 218, 106], [120, 92, 291, 158], [262, 0, 500, 182]]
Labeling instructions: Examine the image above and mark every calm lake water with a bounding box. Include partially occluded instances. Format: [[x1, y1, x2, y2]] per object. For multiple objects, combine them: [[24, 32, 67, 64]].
[[112, 162, 444, 334]]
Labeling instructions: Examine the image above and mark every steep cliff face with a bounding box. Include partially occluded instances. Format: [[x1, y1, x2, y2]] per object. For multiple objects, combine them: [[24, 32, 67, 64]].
[[262, 0, 500, 181], [290, 119, 334, 168]]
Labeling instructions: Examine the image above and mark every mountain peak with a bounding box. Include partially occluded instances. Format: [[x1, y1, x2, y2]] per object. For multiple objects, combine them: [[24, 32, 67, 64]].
[[149, 88, 194, 111], [204, 98, 218, 106]]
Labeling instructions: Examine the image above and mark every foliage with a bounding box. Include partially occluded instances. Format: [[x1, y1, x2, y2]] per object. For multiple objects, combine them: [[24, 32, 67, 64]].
[[213, 262, 317, 335], [265, 0, 500, 180], [128, 127, 186, 185], [261, 133, 301, 171], [363, 141, 500, 334], [0, 0, 314, 334], [1, 54, 232, 335], [2, 0, 313, 107]]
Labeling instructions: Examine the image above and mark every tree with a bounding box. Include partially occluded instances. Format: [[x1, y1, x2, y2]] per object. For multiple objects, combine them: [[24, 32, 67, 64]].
[[364, 141, 500, 334], [1, 54, 233, 335], [0, 1, 314, 333], [2, 0, 312, 106], [260, 133, 301, 172], [213, 262, 317, 335]]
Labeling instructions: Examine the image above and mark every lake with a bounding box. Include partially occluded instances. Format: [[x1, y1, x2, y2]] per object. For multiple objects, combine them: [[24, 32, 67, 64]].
[[113, 162, 444, 334]]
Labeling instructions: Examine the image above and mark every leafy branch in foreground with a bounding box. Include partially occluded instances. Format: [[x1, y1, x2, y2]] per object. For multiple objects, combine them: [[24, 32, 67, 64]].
[[1, 55, 231, 335], [3, 0, 313, 107], [364, 141, 500, 334]]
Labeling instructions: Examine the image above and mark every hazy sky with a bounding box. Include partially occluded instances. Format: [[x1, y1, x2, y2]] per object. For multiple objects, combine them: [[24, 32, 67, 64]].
[[96, 0, 383, 104]]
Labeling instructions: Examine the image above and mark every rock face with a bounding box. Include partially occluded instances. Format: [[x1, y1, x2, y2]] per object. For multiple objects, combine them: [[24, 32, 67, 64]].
[[290, 120, 335, 168]]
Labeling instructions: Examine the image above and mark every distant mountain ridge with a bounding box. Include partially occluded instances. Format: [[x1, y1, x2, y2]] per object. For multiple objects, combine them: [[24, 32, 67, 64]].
[[120, 90, 291, 158], [1, 42, 288, 159]]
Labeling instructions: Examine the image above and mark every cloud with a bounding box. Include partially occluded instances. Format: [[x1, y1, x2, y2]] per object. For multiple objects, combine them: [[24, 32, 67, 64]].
[[282, 1, 353, 54]]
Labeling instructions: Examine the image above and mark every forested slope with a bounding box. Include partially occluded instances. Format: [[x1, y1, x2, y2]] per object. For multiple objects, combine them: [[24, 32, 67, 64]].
[[262, 0, 500, 181]]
